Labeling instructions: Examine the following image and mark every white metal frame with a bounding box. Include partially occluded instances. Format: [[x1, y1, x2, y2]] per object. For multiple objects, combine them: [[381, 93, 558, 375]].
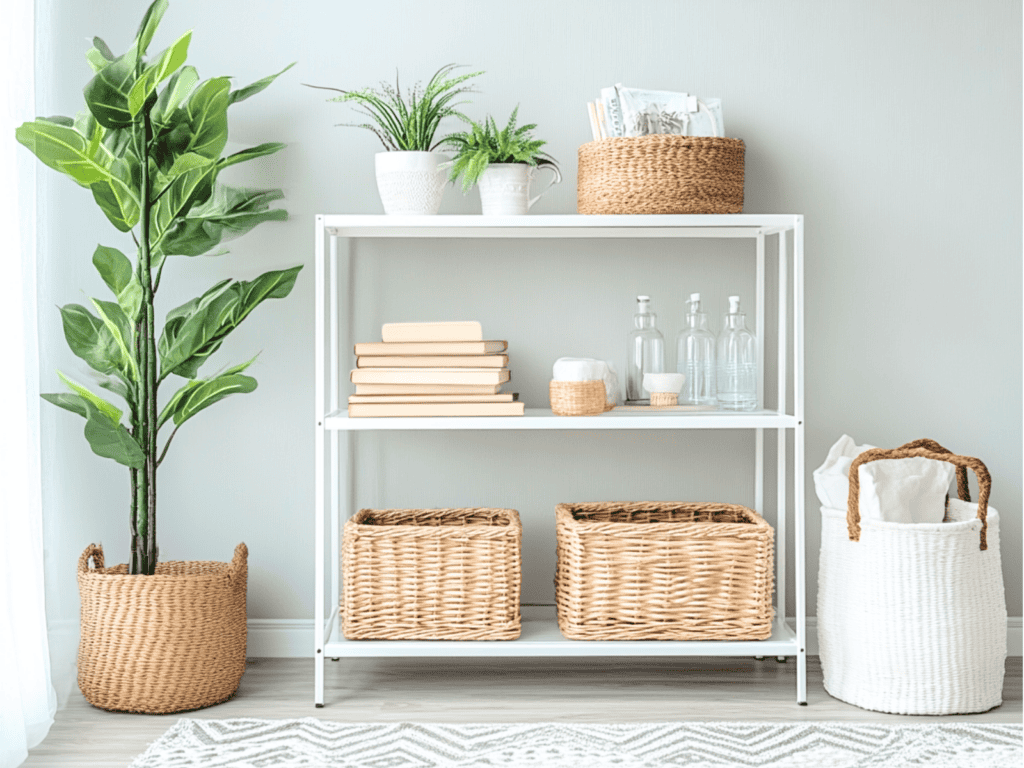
[[313, 214, 807, 707]]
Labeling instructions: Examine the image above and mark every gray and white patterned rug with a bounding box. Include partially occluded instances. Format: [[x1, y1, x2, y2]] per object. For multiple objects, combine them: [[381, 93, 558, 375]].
[[129, 719, 1023, 768]]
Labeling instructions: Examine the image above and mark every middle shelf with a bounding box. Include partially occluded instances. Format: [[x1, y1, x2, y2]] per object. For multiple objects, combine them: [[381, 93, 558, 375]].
[[325, 408, 799, 431]]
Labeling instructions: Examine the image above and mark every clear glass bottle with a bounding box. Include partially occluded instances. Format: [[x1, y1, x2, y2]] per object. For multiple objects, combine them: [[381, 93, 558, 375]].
[[675, 292, 716, 406], [625, 295, 664, 403], [716, 295, 757, 411]]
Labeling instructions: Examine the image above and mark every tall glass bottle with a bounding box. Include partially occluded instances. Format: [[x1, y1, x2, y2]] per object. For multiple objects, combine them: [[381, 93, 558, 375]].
[[675, 292, 716, 406], [716, 295, 757, 411], [625, 295, 664, 403]]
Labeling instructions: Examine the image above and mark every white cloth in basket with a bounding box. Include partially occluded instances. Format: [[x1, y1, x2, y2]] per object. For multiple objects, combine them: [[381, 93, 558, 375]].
[[813, 435, 876, 508], [859, 457, 954, 524], [813, 435, 953, 523]]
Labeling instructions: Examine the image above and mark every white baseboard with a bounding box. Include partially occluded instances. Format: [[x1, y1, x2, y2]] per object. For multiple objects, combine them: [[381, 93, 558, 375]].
[[247, 617, 1024, 659]]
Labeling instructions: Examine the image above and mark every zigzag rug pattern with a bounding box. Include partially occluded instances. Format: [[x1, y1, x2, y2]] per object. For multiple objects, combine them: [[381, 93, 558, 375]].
[[130, 718, 1023, 768]]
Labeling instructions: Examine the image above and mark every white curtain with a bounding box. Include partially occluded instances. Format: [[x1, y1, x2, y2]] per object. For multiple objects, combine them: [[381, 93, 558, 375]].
[[0, 0, 58, 765]]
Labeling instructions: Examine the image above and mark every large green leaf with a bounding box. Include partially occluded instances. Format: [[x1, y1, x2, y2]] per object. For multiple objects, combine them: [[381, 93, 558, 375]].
[[180, 78, 230, 158], [152, 65, 199, 129], [218, 142, 286, 170], [83, 49, 139, 129], [158, 266, 302, 379], [227, 62, 295, 105], [40, 391, 144, 468], [59, 303, 123, 378], [82, 401, 145, 468], [158, 185, 287, 257], [149, 152, 219, 260], [41, 392, 90, 419], [57, 371, 122, 424], [159, 360, 258, 429], [127, 31, 192, 117], [14, 119, 141, 230], [90, 298, 139, 382], [92, 245, 143, 321], [135, 0, 169, 57]]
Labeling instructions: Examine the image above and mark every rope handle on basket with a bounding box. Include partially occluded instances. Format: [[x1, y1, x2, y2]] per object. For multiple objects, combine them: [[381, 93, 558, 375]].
[[231, 543, 248, 577], [78, 544, 104, 573], [893, 438, 971, 501], [847, 446, 991, 550]]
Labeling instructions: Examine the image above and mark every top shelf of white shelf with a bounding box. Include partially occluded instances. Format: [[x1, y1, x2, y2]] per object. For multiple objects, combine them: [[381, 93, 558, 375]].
[[320, 214, 802, 239]]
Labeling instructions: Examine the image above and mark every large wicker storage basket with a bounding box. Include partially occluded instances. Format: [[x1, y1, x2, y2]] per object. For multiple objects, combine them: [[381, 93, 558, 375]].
[[77, 543, 248, 713], [818, 440, 1006, 715], [577, 136, 745, 215], [343, 508, 522, 640], [555, 502, 773, 640]]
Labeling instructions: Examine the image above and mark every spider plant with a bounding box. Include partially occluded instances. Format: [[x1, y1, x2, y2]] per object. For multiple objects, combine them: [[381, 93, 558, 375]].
[[306, 64, 482, 151], [445, 106, 557, 192]]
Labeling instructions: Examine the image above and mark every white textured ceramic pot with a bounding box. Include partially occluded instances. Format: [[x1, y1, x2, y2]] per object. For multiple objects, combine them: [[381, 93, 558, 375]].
[[374, 151, 450, 215], [477, 162, 561, 215]]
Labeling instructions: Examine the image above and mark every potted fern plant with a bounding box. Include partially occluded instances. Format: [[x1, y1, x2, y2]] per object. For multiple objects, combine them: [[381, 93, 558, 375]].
[[446, 107, 561, 215], [306, 64, 481, 215], [16, 0, 300, 713]]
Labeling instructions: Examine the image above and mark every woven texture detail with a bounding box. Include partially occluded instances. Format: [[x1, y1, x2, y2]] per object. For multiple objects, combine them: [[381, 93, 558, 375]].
[[343, 508, 522, 640], [577, 136, 745, 215], [650, 392, 678, 406], [554, 502, 774, 640], [549, 380, 610, 416], [77, 543, 248, 714], [818, 439, 1007, 715]]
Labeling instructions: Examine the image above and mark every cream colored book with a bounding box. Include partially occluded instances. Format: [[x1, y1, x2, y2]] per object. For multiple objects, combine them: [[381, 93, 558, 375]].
[[348, 401, 525, 418], [354, 383, 503, 395], [350, 368, 510, 385], [381, 321, 482, 343], [348, 393, 517, 404], [357, 354, 508, 369], [354, 340, 507, 356]]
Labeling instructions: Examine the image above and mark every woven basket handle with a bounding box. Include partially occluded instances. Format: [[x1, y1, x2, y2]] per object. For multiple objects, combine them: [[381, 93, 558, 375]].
[[78, 543, 104, 573], [893, 438, 971, 500], [847, 446, 991, 550], [230, 542, 248, 578]]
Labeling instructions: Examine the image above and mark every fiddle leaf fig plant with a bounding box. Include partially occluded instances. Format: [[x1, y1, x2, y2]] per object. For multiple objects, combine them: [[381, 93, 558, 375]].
[[16, 0, 301, 575]]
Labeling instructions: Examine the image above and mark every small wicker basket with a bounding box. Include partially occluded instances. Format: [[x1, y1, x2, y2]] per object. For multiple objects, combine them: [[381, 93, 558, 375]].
[[549, 380, 611, 416], [577, 136, 745, 215], [555, 501, 774, 641], [343, 508, 522, 640], [77, 543, 248, 713]]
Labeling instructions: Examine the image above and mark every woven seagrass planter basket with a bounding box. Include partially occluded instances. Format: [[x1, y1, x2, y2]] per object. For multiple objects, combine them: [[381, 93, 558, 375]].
[[555, 501, 773, 640], [77, 543, 248, 714], [577, 136, 745, 215], [343, 508, 522, 640]]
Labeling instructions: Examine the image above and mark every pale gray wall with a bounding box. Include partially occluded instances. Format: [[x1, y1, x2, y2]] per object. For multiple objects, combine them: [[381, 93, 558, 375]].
[[36, 0, 1021, 641]]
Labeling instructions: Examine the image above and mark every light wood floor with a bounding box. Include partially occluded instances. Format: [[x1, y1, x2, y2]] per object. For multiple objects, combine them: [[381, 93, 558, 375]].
[[26, 656, 1022, 767]]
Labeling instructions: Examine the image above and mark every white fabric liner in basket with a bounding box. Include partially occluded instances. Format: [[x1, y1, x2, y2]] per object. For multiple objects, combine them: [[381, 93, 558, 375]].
[[817, 444, 1007, 716]]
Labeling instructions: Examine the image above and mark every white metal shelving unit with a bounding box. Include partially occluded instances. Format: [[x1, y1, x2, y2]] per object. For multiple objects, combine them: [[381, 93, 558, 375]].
[[314, 214, 806, 706]]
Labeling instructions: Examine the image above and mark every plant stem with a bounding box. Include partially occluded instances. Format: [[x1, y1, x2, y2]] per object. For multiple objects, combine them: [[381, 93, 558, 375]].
[[139, 108, 159, 576]]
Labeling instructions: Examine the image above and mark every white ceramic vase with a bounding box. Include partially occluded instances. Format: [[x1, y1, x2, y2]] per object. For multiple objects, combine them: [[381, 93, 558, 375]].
[[477, 163, 561, 216], [374, 151, 450, 215]]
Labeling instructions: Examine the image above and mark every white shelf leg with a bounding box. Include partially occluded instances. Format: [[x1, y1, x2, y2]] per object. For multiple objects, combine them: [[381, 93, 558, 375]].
[[755, 233, 765, 409], [314, 217, 326, 707], [776, 230, 788, 632], [329, 235, 341, 634], [794, 218, 807, 705]]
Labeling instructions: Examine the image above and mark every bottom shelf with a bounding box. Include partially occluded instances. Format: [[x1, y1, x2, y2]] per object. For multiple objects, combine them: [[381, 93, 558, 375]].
[[323, 606, 798, 658]]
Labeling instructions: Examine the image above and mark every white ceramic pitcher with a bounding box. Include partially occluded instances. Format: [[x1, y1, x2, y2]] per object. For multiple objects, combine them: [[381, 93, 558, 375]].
[[477, 163, 561, 215]]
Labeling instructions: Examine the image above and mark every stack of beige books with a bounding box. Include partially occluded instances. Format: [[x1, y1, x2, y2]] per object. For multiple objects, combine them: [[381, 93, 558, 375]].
[[348, 321, 524, 417]]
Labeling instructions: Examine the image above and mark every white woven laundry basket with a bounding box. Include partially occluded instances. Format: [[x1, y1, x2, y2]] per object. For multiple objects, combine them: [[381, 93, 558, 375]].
[[817, 439, 1007, 715]]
